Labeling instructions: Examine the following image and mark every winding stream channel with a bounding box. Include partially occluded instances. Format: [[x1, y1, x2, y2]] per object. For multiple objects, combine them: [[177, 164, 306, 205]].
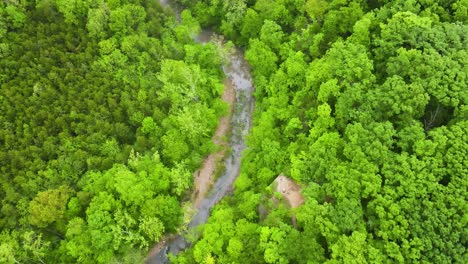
[[147, 1, 255, 263]]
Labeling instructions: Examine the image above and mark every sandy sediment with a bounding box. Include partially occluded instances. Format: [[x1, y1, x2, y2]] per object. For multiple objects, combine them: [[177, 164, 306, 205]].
[[192, 78, 235, 208]]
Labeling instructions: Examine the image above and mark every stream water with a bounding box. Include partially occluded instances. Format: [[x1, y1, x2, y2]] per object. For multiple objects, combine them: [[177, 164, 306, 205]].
[[146, 1, 255, 263]]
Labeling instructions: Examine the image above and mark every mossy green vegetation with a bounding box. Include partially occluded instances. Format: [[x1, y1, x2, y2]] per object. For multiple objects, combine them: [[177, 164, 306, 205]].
[[172, 0, 468, 263], [0, 0, 226, 262]]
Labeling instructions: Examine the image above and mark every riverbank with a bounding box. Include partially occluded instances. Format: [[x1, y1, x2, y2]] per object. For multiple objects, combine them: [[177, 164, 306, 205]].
[[192, 78, 235, 208]]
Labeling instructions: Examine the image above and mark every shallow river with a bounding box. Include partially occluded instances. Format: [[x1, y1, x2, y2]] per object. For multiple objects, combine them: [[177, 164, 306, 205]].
[[146, 1, 255, 263]]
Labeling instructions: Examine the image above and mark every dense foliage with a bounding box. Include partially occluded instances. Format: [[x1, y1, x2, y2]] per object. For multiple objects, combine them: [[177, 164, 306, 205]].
[[173, 0, 468, 263], [0, 0, 227, 262], [1, 0, 467, 263]]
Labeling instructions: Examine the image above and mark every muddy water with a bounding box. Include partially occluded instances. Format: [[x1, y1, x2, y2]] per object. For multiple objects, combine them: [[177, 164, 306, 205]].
[[146, 1, 255, 263]]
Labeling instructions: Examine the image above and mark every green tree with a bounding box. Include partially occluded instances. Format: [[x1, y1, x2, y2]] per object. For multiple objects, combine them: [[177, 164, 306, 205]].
[[139, 216, 165, 243], [260, 20, 284, 52], [87, 5, 109, 39], [304, 0, 329, 22], [29, 186, 72, 228], [245, 39, 278, 79]]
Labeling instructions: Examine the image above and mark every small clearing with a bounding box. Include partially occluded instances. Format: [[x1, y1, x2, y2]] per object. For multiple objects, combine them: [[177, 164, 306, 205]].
[[192, 79, 235, 208], [274, 175, 304, 208]]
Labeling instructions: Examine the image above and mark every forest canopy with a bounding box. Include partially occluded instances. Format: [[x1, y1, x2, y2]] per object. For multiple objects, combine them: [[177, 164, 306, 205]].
[[0, 0, 467, 263], [172, 0, 468, 263], [0, 0, 227, 262]]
